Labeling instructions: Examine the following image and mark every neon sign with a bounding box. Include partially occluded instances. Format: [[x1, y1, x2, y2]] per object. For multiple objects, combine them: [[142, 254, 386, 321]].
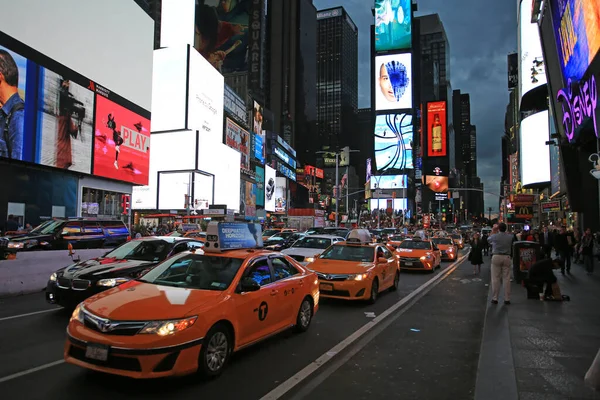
[[556, 75, 598, 141]]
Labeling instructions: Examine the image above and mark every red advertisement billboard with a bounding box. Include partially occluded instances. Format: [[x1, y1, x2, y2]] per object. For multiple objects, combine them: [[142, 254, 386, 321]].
[[305, 165, 324, 179], [93, 95, 151, 185], [427, 101, 447, 157]]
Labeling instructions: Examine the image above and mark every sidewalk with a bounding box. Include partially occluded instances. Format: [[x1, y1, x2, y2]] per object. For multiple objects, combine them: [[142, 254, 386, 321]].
[[286, 260, 491, 400], [475, 257, 600, 400]]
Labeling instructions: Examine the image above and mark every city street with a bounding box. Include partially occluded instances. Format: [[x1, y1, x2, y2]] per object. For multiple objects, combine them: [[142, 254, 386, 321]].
[[0, 250, 467, 400]]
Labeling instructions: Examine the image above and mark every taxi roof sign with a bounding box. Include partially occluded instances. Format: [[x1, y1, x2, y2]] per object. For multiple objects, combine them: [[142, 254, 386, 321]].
[[346, 229, 372, 244], [204, 222, 263, 253]]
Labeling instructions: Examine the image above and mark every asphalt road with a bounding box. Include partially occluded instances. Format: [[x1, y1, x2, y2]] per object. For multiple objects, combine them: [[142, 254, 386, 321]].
[[0, 249, 468, 400]]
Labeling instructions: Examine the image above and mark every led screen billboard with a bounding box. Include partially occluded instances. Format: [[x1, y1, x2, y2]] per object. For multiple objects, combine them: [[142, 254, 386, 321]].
[[423, 175, 449, 193], [427, 101, 447, 157], [265, 165, 276, 212], [244, 181, 257, 218], [255, 166, 265, 207], [253, 133, 265, 164], [275, 177, 287, 212], [194, 0, 250, 74], [551, 0, 600, 82], [375, 53, 412, 111], [519, 110, 551, 186], [225, 118, 250, 171], [519, 0, 547, 98], [374, 0, 412, 52], [370, 175, 408, 189], [374, 113, 413, 171], [370, 198, 408, 211]]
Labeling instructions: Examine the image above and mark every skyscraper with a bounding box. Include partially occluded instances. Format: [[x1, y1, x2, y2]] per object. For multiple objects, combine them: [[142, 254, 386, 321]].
[[315, 7, 358, 155], [416, 14, 451, 101]]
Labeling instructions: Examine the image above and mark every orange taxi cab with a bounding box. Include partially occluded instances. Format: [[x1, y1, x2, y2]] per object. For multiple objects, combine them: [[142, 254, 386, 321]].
[[386, 234, 406, 251], [307, 229, 400, 304], [64, 222, 319, 379], [432, 237, 458, 261], [394, 238, 441, 273], [451, 234, 464, 249]]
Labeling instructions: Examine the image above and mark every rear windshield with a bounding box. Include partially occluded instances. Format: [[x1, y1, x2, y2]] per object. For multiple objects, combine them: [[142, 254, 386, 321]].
[[320, 245, 374, 262], [292, 237, 332, 249], [433, 238, 453, 245], [398, 241, 432, 250]]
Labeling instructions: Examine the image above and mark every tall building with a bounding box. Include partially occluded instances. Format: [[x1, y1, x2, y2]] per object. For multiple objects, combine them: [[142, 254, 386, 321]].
[[315, 7, 358, 155], [469, 125, 477, 177], [416, 14, 451, 101]]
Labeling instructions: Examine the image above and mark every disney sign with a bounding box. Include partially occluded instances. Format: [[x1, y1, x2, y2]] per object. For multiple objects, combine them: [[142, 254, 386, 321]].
[[556, 75, 598, 142]]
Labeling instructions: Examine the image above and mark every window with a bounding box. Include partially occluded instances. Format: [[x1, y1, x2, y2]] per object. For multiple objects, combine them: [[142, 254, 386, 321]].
[[187, 241, 204, 250], [62, 222, 81, 234], [246, 259, 272, 286], [380, 247, 393, 259], [83, 221, 102, 234], [271, 258, 299, 281]]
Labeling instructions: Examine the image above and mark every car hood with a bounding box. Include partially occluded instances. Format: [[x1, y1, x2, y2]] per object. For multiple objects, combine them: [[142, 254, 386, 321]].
[[282, 248, 326, 258], [309, 259, 374, 274], [395, 248, 432, 257], [61, 257, 155, 279], [437, 244, 455, 250], [84, 281, 225, 320]]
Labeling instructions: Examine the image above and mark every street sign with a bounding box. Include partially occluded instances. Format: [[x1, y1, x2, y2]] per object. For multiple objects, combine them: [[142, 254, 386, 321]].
[[541, 201, 561, 213]]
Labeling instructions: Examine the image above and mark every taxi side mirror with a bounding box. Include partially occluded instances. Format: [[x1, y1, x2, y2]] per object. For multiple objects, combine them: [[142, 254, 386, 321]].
[[378, 257, 388, 264], [239, 278, 260, 293]]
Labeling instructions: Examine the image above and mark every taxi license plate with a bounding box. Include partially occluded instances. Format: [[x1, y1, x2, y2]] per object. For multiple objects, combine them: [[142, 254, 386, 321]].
[[404, 262, 413, 266], [85, 344, 109, 361], [319, 283, 333, 291]]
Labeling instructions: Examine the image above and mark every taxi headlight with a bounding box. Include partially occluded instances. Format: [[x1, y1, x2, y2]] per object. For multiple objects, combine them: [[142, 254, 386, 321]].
[[139, 316, 198, 336], [70, 304, 84, 324], [351, 273, 369, 281], [7, 242, 24, 249], [97, 277, 130, 287], [305, 257, 315, 263], [447, 248, 454, 252], [420, 255, 433, 261], [50, 272, 57, 282]]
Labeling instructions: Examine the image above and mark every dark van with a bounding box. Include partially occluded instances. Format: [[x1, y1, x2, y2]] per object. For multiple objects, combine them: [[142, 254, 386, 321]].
[[4, 218, 129, 251]]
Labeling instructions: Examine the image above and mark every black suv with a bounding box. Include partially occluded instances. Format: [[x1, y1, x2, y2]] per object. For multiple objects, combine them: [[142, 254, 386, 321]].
[[4, 218, 130, 251]]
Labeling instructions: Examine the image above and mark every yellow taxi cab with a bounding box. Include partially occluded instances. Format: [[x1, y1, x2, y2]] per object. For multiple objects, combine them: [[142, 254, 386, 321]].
[[307, 229, 400, 304], [451, 233, 464, 249], [63, 222, 319, 379], [432, 237, 458, 261], [394, 238, 441, 273], [386, 234, 406, 251]]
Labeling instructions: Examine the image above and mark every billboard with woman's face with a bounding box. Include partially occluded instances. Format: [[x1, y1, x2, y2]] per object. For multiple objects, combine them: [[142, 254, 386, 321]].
[[375, 53, 413, 111]]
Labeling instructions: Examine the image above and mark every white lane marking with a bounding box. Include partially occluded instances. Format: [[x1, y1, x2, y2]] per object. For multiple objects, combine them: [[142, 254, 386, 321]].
[[0, 308, 60, 322], [260, 254, 468, 400], [0, 360, 65, 384]]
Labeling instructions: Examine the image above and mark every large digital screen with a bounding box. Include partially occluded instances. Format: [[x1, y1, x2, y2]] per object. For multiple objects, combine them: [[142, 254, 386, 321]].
[[374, 113, 413, 171], [551, 0, 600, 82], [225, 118, 250, 171], [423, 176, 449, 193], [520, 111, 551, 186], [275, 177, 287, 212], [427, 101, 447, 157], [375, 53, 412, 111], [370, 198, 408, 211], [255, 166, 265, 207], [370, 175, 408, 189], [194, 0, 250, 74], [253, 133, 265, 164], [243, 181, 257, 218], [274, 146, 296, 169], [519, 1, 547, 98], [374, 0, 412, 52], [93, 95, 151, 185], [265, 165, 276, 212]]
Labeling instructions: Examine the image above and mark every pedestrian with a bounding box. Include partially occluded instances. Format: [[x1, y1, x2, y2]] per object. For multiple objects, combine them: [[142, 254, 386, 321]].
[[540, 226, 554, 259], [469, 232, 484, 274], [487, 223, 514, 305], [4, 214, 18, 233], [554, 226, 573, 275], [580, 228, 595, 275], [527, 257, 561, 299], [482, 233, 489, 256]]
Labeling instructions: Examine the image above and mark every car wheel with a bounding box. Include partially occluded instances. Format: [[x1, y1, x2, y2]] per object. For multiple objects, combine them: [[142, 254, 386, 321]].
[[368, 278, 379, 304], [390, 271, 400, 292], [198, 324, 232, 377], [295, 297, 313, 333]]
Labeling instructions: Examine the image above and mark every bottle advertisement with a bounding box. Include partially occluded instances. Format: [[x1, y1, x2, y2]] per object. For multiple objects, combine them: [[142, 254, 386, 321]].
[[427, 101, 447, 157]]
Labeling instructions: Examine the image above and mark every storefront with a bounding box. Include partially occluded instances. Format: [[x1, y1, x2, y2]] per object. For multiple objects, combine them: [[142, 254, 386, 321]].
[[79, 176, 133, 219]]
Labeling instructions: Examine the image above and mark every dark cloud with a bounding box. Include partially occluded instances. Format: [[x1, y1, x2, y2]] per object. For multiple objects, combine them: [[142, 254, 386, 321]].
[[313, 0, 517, 213]]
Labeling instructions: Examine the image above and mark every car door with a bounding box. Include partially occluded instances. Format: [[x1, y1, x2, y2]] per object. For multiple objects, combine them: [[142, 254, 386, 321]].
[[377, 246, 395, 289], [381, 246, 397, 286], [234, 257, 279, 347], [431, 243, 441, 266], [268, 256, 303, 328], [60, 221, 83, 249], [82, 221, 104, 248]]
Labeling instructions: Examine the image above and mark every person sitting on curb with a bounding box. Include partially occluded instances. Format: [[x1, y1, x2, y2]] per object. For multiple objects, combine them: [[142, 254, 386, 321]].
[[527, 258, 561, 300]]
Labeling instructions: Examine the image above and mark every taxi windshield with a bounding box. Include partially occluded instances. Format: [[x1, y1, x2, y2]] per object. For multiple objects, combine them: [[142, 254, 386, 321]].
[[451, 235, 462, 240], [104, 240, 170, 261], [320, 245, 374, 262], [292, 237, 332, 249], [399, 241, 432, 250], [433, 238, 453, 245], [140, 253, 243, 291]]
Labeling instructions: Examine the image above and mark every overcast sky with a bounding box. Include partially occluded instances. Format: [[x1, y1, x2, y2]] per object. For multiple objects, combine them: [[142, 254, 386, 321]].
[[313, 0, 518, 214]]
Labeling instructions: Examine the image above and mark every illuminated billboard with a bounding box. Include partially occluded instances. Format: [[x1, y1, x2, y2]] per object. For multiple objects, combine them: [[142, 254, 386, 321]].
[[375, 53, 412, 111], [427, 101, 447, 157], [370, 175, 408, 189], [519, 111, 551, 186], [265, 165, 276, 212], [519, 0, 546, 98], [374, 113, 413, 171], [225, 118, 250, 171], [423, 176, 449, 193], [374, 0, 412, 52], [551, 0, 600, 82]]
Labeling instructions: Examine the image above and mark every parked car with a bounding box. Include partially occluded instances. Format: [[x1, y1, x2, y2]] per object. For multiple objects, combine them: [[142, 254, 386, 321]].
[[45, 237, 205, 308]]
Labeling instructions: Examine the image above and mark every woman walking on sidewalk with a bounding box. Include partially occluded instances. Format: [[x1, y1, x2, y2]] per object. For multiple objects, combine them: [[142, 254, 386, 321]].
[[487, 223, 515, 305], [469, 232, 484, 274]]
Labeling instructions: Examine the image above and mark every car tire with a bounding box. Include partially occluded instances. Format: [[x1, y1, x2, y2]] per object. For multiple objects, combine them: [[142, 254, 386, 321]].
[[390, 271, 400, 292], [368, 278, 379, 304], [294, 297, 313, 333], [198, 323, 232, 378]]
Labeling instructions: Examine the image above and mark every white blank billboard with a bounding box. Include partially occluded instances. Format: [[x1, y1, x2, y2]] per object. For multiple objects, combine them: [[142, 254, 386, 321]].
[[519, 0, 546, 100], [158, 172, 192, 210], [0, 0, 153, 110], [519, 111, 551, 186], [151, 47, 189, 133], [370, 198, 408, 211], [160, 0, 195, 48]]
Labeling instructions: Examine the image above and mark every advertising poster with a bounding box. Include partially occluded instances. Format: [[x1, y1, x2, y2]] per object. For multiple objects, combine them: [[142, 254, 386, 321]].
[[275, 177, 287, 213], [423, 175, 449, 193], [225, 118, 250, 170], [253, 133, 265, 164], [374, 113, 413, 171], [551, 0, 600, 82], [366, 158, 372, 182], [253, 101, 263, 134], [374, 0, 412, 52], [37, 68, 94, 173], [255, 166, 265, 206], [0, 45, 30, 161], [264, 165, 276, 212], [216, 222, 263, 249], [244, 180, 256, 218], [519, 1, 546, 98], [93, 95, 151, 185], [194, 0, 250, 74], [427, 101, 447, 157], [370, 175, 408, 189], [519, 247, 536, 272], [375, 53, 412, 111], [422, 159, 449, 177]]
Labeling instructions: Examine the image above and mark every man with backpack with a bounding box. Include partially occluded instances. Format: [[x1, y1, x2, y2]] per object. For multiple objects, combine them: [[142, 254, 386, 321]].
[[0, 49, 25, 159]]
